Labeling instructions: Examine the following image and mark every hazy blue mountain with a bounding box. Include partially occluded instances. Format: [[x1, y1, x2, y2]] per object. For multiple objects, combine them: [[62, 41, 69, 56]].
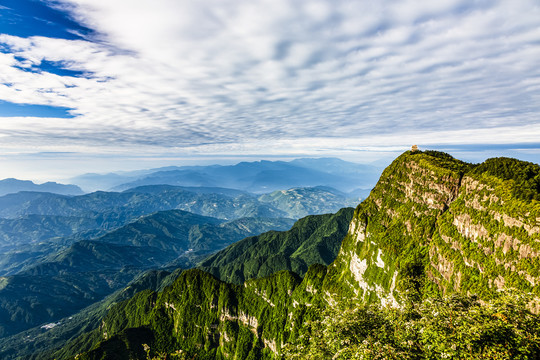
[[257, 186, 358, 218], [347, 187, 372, 200], [0, 215, 100, 250], [0, 178, 84, 196], [0, 185, 357, 223], [0, 187, 284, 220], [109, 158, 381, 193], [0, 185, 350, 276], [125, 184, 250, 197], [0, 188, 253, 273], [0, 209, 294, 338], [69, 166, 234, 192], [67, 169, 155, 192], [290, 157, 381, 177]]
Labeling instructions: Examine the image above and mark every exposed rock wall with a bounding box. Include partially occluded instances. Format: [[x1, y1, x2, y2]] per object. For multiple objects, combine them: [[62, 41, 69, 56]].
[[69, 151, 540, 360], [327, 151, 540, 304]]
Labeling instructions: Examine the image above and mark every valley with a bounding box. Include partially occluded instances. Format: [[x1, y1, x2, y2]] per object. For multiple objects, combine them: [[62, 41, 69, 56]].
[[43, 150, 540, 360], [0, 151, 539, 359]]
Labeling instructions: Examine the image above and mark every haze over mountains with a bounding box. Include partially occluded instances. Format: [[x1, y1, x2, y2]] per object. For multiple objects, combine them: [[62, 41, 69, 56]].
[[0, 158, 379, 201], [39, 150, 540, 360], [0, 157, 367, 357], [2, 152, 539, 359], [68, 157, 381, 193], [0, 179, 84, 197]]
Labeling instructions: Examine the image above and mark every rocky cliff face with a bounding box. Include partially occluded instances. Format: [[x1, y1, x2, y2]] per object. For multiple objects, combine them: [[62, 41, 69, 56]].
[[431, 161, 540, 298], [56, 151, 540, 360], [326, 150, 540, 305], [69, 267, 326, 360]]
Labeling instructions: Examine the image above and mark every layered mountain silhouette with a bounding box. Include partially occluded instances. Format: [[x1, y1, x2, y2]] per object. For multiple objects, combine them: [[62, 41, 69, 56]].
[[0, 178, 83, 197], [39, 150, 540, 360], [69, 158, 381, 193]]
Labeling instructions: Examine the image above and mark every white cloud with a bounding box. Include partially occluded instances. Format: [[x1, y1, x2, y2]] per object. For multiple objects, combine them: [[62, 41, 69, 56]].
[[0, 0, 539, 175]]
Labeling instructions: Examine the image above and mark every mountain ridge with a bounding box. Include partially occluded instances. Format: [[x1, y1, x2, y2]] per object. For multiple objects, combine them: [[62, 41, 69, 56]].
[[0, 178, 84, 196], [325, 151, 540, 306], [79, 157, 381, 193], [56, 150, 540, 359]]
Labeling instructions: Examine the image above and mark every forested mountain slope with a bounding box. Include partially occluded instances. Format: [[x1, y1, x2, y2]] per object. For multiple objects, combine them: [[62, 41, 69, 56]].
[[26, 208, 352, 360], [326, 151, 540, 305], [0, 269, 181, 360], [199, 208, 353, 284], [0, 211, 293, 339], [37, 151, 540, 359]]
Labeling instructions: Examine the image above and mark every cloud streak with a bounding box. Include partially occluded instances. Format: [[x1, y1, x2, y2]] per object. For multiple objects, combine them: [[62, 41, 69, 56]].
[[0, 0, 539, 168]]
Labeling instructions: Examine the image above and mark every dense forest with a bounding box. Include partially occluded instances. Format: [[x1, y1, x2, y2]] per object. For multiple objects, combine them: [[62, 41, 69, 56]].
[[2, 151, 539, 360]]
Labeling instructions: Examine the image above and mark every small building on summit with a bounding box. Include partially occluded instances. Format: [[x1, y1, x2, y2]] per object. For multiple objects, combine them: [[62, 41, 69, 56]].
[[411, 145, 419, 152]]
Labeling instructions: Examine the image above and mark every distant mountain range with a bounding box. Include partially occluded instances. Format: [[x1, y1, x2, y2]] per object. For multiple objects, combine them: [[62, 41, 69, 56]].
[[0, 209, 295, 338], [0, 178, 83, 196], [42, 151, 540, 360], [0, 185, 356, 235], [0, 158, 379, 198], [0, 185, 355, 277], [68, 157, 381, 193], [0, 157, 378, 358], [0, 208, 353, 360]]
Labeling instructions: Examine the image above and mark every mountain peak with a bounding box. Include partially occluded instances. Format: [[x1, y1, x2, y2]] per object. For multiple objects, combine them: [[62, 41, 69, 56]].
[[326, 150, 540, 305], [0, 178, 84, 196], [42, 151, 540, 360]]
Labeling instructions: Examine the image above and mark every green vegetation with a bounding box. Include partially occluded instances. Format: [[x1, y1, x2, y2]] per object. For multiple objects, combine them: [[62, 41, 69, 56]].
[[0, 207, 350, 359], [43, 206, 354, 360], [0, 210, 293, 339], [0, 178, 83, 197], [6, 150, 540, 359], [471, 157, 540, 201], [57, 273, 540, 360], [198, 208, 354, 283], [326, 151, 540, 305], [57, 267, 333, 360], [285, 292, 540, 359], [0, 269, 181, 360]]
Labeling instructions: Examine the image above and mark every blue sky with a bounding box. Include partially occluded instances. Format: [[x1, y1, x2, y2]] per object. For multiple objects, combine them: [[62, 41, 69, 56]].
[[0, 0, 539, 181]]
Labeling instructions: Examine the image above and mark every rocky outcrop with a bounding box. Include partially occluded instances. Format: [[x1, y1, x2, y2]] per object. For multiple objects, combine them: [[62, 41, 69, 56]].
[[328, 150, 540, 304], [60, 151, 540, 360]]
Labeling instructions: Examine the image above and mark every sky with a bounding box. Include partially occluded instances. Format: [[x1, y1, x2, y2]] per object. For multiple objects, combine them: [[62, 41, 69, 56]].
[[0, 0, 539, 182]]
